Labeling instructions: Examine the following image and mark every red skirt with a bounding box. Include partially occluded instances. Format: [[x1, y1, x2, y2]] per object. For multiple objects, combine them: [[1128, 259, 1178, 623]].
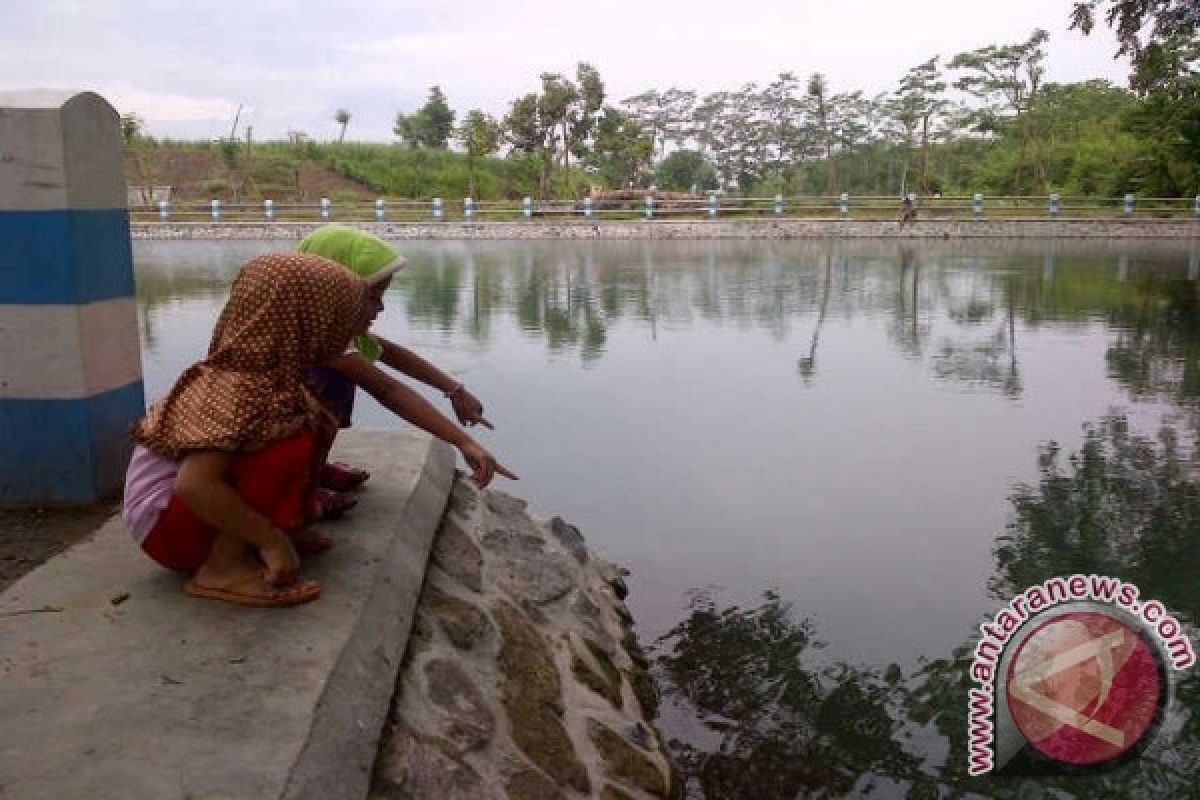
[[141, 428, 315, 572]]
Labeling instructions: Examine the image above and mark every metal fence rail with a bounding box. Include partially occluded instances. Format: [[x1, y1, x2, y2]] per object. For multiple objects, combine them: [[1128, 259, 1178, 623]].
[[130, 194, 1200, 223]]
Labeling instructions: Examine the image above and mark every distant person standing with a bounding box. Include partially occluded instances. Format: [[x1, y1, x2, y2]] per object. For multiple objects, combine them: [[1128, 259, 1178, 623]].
[[899, 194, 917, 226]]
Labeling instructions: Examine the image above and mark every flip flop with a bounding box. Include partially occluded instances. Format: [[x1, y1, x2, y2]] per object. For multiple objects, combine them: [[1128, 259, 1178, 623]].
[[320, 462, 370, 492], [310, 488, 358, 522], [185, 572, 321, 608]]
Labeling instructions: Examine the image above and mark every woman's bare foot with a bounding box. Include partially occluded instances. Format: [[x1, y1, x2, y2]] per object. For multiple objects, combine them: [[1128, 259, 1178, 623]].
[[189, 533, 320, 607]]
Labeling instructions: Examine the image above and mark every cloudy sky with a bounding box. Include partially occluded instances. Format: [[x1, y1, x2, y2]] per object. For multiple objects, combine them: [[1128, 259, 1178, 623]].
[[1, 0, 1130, 142]]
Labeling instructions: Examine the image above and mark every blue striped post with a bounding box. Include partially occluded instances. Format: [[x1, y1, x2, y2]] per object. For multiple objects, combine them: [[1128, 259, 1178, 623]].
[[158, 200, 170, 221], [210, 199, 221, 222], [1124, 194, 1135, 216], [839, 193, 849, 215], [263, 199, 274, 220], [972, 193, 983, 216], [583, 196, 593, 218], [522, 196, 533, 219], [432, 197, 443, 220], [375, 197, 385, 221], [707, 193, 718, 218], [774, 194, 784, 216], [0, 90, 144, 506], [1048, 193, 1060, 217], [320, 196, 331, 220], [464, 197, 475, 220], [1194, 196, 1199, 217], [644, 195, 655, 219]]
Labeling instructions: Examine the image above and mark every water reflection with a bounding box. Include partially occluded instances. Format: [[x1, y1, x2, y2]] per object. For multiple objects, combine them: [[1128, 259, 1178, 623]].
[[136, 240, 1198, 391], [656, 415, 1200, 798]]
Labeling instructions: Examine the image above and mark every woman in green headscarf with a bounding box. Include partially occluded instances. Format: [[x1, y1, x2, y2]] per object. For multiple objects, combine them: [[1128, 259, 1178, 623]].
[[300, 226, 515, 518]]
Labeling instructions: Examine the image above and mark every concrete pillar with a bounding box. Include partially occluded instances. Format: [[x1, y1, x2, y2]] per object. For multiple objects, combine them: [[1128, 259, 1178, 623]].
[[582, 196, 593, 218], [973, 193, 983, 216], [432, 197, 443, 220], [522, 196, 533, 219], [263, 198, 274, 220], [0, 90, 144, 506], [839, 193, 849, 214], [375, 197, 385, 221], [644, 195, 655, 219], [1124, 194, 1135, 216], [707, 193, 717, 218], [773, 194, 784, 215], [157, 200, 169, 221], [463, 197, 474, 220], [320, 196, 331, 220], [1048, 193, 1060, 217], [210, 198, 220, 222]]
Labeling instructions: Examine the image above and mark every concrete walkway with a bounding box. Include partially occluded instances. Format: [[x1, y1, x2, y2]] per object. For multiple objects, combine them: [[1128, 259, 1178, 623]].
[[0, 430, 454, 800]]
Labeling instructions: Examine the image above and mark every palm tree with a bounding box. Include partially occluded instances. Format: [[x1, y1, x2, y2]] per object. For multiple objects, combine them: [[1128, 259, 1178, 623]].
[[334, 109, 351, 144]]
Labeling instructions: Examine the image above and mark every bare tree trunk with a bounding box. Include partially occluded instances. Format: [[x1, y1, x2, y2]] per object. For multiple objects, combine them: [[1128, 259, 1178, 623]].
[[920, 117, 931, 194]]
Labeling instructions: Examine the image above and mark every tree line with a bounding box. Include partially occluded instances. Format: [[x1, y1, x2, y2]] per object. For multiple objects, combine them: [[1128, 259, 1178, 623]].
[[126, 1, 1196, 202], [355, 3, 1196, 199]]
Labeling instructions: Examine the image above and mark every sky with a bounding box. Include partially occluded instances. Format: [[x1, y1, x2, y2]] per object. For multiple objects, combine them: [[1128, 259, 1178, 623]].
[[0, 0, 1132, 142]]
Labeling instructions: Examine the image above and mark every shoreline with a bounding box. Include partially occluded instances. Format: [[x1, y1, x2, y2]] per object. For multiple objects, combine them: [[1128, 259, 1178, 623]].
[[131, 218, 1200, 241]]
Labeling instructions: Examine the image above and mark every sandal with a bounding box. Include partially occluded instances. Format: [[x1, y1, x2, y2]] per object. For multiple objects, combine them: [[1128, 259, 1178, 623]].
[[321, 462, 370, 492], [309, 488, 358, 522], [185, 571, 321, 608]]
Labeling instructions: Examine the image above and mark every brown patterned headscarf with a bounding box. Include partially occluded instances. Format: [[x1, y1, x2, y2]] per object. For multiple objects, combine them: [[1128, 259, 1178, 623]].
[[133, 252, 367, 458]]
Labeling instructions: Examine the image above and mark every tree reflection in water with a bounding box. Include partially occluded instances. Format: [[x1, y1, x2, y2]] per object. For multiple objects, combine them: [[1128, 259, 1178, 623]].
[[656, 415, 1200, 798], [653, 589, 931, 799]]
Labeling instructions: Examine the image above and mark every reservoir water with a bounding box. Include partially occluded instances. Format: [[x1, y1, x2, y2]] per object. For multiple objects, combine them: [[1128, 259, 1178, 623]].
[[134, 237, 1200, 797]]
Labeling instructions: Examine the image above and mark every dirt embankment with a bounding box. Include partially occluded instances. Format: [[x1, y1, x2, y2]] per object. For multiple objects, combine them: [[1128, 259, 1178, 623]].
[[124, 147, 375, 205]]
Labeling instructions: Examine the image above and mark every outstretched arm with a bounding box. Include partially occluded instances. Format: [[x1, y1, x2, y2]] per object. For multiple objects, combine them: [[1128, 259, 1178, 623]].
[[376, 337, 491, 428], [326, 353, 516, 487]]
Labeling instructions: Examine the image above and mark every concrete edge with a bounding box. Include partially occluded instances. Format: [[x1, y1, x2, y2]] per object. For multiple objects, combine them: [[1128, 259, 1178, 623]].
[[281, 437, 457, 800]]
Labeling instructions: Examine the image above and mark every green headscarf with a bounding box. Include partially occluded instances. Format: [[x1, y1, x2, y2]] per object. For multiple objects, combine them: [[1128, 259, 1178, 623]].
[[297, 225, 403, 362]]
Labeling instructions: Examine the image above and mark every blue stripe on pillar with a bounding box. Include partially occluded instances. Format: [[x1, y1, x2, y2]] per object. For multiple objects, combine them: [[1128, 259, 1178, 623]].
[[0, 380, 145, 506], [0, 209, 134, 304]]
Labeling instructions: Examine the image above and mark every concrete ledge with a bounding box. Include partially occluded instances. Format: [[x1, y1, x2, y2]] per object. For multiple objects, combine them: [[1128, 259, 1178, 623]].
[[131, 218, 1200, 240], [0, 429, 455, 800]]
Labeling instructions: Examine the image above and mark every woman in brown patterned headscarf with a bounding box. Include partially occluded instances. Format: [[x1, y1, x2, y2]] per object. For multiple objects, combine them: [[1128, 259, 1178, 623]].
[[123, 252, 368, 607]]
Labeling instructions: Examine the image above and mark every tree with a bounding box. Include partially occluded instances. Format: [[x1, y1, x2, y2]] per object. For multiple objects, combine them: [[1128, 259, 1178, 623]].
[[895, 58, 949, 193], [504, 92, 555, 198], [393, 87, 456, 149], [623, 87, 696, 159], [586, 108, 654, 188], [1070, 1, 1199, 75], [120, 113, 143, 145], [392, 112, 422, 148], [655, 150, 718, 191], [456, 109, 501, 198], [334, 108, 351, 144], [806, 74, 840, 193], [419, 86, 455, 148], [566, 62, 606, 168], [950, 29, 1051, 193]]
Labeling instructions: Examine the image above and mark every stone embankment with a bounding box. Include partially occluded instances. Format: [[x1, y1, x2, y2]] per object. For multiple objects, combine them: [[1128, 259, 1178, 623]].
[[131, 218, 1200, 240], [373, 478, 676, 800]]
